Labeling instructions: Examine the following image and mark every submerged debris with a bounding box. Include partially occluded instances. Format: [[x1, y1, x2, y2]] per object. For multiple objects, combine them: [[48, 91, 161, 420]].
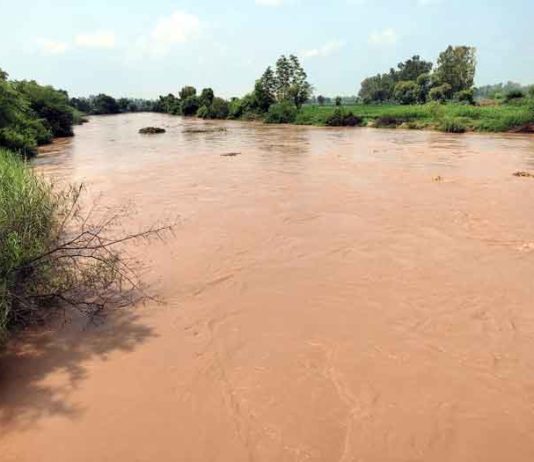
[[220, 152, 241, 157], [183, 127, 227, 134], [433, 175, 444, 182], [139, 127, 166, 134], [513, 171, 534, 178]]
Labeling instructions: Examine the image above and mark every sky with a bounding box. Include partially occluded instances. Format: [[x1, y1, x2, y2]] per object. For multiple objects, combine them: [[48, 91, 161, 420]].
[[1, 0, 533, 99]]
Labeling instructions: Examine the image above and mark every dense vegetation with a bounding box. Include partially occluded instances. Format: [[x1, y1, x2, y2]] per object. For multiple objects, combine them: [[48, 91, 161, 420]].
[[70, 94, 155, 115], [0, 68, 78, 156]]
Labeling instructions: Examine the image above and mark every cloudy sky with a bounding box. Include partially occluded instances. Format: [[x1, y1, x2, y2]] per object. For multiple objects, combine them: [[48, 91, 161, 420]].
[[1, 0, 533, 98]]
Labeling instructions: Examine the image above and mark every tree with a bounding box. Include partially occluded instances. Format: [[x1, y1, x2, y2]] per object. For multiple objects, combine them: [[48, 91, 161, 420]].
[[358, 74, 395, 103], [416, 73, 432, 103], [199, 88, 214, 107], [429, 83, 452, 103], [396, 55, 433, 82], [317, 95, 325, 106], [335, 96, 342, 106], [179, 86, 197, 100], [180, 95, 200, 116], [393, 81, 418, 105], [92, 94, 120, 114], [287, 54, 312, 108], [434, 46, 476, 96], [275, 55, 292, 102], [14, 80, 74, 137]]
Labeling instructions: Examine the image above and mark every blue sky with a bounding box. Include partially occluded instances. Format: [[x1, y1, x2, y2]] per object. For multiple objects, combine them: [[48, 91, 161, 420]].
[[1, 0, 533, 98]]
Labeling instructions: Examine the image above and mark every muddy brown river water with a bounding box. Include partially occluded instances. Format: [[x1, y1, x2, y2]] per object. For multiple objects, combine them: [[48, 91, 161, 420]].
[[2, 113, 534, 461]]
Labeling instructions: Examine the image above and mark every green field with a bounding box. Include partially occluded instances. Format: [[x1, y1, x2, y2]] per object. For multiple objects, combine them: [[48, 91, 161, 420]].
[[294, 102, 534, 133]]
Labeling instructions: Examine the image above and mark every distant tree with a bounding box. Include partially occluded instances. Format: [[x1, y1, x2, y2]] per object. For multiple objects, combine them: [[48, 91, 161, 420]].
[[92, 94, 120, 114], [199, 88, 214, 107], [335, 96, 342, 106], [287, 54, 312, 108], [0, 68, 8, 81], [70, 97, 92, 113], [179, 86, 197, 100], [416, 73, 432, 103], [317, 95, 325, 106], [117, 98, 131, 113], [180, 95, 200, 116], [396, 55, 433, 82], [275, 55, 292, 102], [434, 46, 476, 96], [208, 97, 230, 119], [358, 74, 395, 103]]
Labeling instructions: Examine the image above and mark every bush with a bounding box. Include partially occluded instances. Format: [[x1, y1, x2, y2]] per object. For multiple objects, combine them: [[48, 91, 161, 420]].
[[196, 105, 209, 119], [505, 89, 526, 103], [181, 96, 200, 116], [393, 81, 419, 105], [374, 116, 406, 128], [0, 148, 171, 344], [429, 83, 452, 103], [208, 97, 230, 119], [265, 102, 297, 124], [455, 89, 475, 105], [439, 118, 467, 133], [325, 109, 363, 127]]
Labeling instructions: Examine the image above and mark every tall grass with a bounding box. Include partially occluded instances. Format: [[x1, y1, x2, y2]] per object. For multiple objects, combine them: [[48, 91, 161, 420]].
[[0, 148, 56, 339]]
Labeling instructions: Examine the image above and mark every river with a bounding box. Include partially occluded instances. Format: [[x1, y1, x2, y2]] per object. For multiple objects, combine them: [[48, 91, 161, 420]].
[[2, 113, 534, 461]]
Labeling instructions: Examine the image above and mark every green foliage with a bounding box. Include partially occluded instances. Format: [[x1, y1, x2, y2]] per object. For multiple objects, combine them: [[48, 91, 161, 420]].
[[505, 89, 526, 102], [91, 94, 120, 115], [179, 86, 197, 100], [199, 88, 215, 107], [359, 73, 395, 103], [14, 80, 74, 137], [265, 102, 297, 124], [429, 83, 452, 102], [317, 95, 325, 106], [335, 96, 342, 106], [181, 96, 200, 116], [0, 149, 56, 340], [197, 98, 230, 119], [0, 68, 76, 155], [325, 109, 362, 127], [393, 81, 419, 105], [396, 55, 433, 81], [455, 89, 475, 105], [433, 46, 477, 94]]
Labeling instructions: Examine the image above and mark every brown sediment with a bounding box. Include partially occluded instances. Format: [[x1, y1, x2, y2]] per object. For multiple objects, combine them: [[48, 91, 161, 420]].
[[2, 113, 534, 462]]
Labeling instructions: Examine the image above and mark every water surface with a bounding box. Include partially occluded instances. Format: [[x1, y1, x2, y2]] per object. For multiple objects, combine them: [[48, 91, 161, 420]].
[[2, 113, 534, 461]]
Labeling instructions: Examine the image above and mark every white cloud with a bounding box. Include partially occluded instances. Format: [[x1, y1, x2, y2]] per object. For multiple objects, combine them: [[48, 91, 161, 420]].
[[137, 10, 202, 57], [255, 0, 283, 6], [75, 31, 116, 49], [368, 28, 398, 46], [35, 38, 69, 55], [302, 40, 345, 59]]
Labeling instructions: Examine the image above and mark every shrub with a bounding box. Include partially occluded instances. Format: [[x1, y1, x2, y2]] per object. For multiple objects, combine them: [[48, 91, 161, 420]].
[[373, 116, 406, 128], [455, 89, 475, 105], [439, 118, 467, 133], [196, 105, 209, 119], [505, 89, 526, 103], [325, 109, 362, 127], [393, 81, 419, 105], [0, 148, 171, 344], [264, 102, 297, 124], [181, 96, 200, 116], [208, 97, 230, 119], [429, 83, 452, 102]]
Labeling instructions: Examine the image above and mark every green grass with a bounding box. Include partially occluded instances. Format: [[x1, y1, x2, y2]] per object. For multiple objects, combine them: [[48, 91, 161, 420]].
[[294, 101, 534, 133], [0, 148, 56, 341]]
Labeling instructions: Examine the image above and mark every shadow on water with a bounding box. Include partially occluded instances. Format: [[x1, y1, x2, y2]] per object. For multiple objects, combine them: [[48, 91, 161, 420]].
[[0, 309, 155, 434]]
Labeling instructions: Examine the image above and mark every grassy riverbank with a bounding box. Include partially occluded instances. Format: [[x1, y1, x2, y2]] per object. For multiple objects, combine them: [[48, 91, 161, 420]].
[[294, 101, 534, 133]]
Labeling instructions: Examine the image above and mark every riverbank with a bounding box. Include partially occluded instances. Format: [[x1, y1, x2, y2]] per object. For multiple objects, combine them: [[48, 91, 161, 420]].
[[291, 102, 534, 133]]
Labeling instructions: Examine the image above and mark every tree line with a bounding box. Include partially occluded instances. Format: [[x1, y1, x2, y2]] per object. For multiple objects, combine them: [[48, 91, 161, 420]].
[[358, 46, 477, 105], [155, 54, 313, 124]]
